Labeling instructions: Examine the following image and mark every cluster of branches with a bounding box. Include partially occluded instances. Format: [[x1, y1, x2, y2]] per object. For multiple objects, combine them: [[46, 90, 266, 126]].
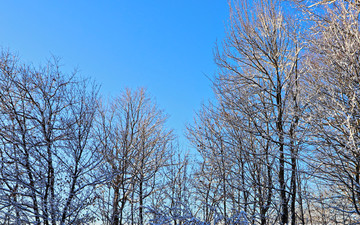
[[0, 52, 176, 224], [115, 1, 360, 224], [182, 0, 360, 224], [0, 52, 103, 225]]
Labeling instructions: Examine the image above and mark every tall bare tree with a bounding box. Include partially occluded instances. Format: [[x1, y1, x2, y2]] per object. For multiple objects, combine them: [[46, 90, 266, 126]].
[[187, 0, 305, 224], [95, 88, 173, 225]]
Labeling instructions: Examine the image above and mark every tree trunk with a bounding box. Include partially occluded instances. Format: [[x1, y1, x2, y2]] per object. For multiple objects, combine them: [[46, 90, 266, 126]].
[[276, 78, 288, 225], [112, 186, 120, 225], [139, 177, 144, 225]]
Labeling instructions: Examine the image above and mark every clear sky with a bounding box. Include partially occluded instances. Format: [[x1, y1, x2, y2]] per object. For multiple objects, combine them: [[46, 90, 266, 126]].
[[0, 1, 229, 149]]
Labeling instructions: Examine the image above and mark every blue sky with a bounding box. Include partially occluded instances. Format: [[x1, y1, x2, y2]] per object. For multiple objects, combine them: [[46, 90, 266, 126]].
[[0, 1, 229, 148]]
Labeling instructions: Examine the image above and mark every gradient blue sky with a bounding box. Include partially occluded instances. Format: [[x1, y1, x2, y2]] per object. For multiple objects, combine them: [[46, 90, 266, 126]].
[[0, 1, 229, 148]]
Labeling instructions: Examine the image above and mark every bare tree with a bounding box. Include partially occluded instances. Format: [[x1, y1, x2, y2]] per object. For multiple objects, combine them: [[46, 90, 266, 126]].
[[95, 88, 173, 225], [187, 100, 276, 224], [187, 0, 305, 224], [58, 77, 102, 224], [146, 145, 194, 225], [0, 51, 101, 224], [302, 0, 360, 222]]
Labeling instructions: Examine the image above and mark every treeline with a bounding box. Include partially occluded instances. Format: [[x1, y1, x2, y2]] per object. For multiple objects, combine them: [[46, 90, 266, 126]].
[[1, 0, 360, 224], [186, 0, 360, 224], [0, 50, 178, 224]]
